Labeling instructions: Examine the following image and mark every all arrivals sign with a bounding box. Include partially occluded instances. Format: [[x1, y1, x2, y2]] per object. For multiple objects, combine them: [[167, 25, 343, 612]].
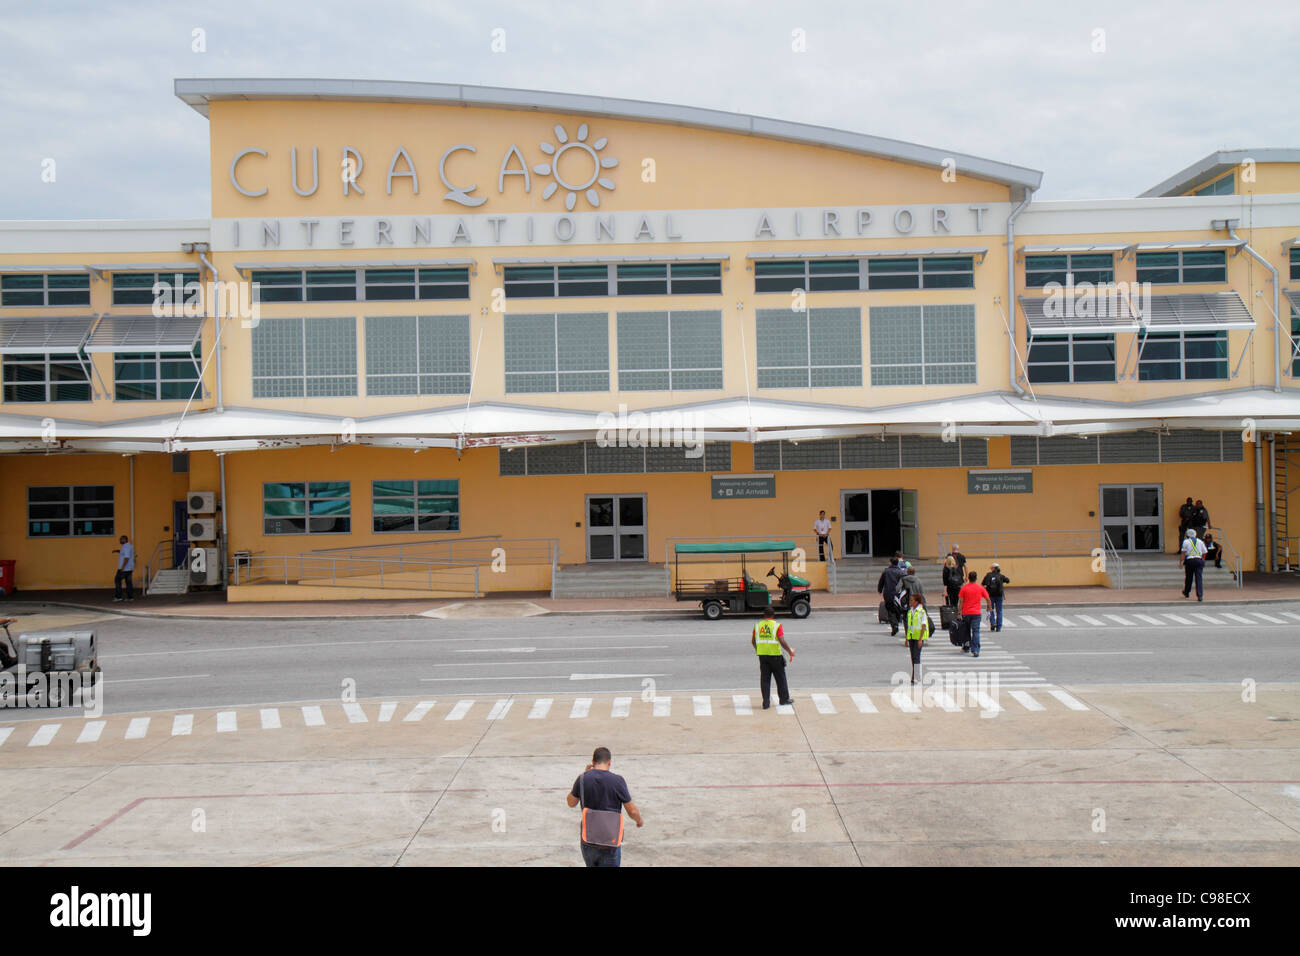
[[712, 475, 776, 499], [967, 469, 1033, 494]]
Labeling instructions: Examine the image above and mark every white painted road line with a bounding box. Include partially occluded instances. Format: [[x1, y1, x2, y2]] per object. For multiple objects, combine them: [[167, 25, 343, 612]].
[[446, 700, 474, 721], [403, 700, 436, 722], [1104, 614, 1134, 626], [569, 673, 668, 681], [1048, 688, 1090, 711], [1008, 690, 1045, 711], [1019, 615, 1045, 627], [486, 698, 513, 721], [890, 689, 921, 713], [216, 711, 237, 733], [377, 702, 397, 722], [342, 703, 368, 723], [1047, 615, 1075, 627], [1281, 611, 1300, 623], [260, 708, 281, 730], [999, 618, 1015, 627], [1221, 612, 1255, 625], [1078, 615, 1106, 627], [653, 697, 671, 717], [930, 692, 961, 713], [125, 717, 150, 740], [1162, 613, 1195, 625], [693, 696, 712, 717], [29, 724, 60, 747], [1195, 613, 1225, 625], [0, 728, 11, 748], [78, 721, 106, 743], [1249, 611, 1286, 624], [973, 692, 1003, 714], [732, 694, 752, 715], [302, 705, 325, 727], [611, 697, 631, 718], [171, 714, 193, 736], [527, 698, 553, 720], [811, 693, 836, 714], [851, 692, 877, 713], [1134, 614, 1166, 626], [570, 698, 592, 719], [775, 702, 794, 715]]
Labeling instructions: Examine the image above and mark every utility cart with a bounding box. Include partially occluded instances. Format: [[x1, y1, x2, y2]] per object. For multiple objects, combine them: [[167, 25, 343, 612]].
[[673, 541, 812, 621], [0, 618, 101, 707]]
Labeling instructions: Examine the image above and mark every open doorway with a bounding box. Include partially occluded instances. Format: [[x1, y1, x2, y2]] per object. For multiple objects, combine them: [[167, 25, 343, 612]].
[[839, 489, 915, 558]]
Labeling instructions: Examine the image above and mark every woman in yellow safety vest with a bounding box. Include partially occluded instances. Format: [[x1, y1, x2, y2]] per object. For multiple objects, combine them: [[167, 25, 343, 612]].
[[905, 592, 930, 685]]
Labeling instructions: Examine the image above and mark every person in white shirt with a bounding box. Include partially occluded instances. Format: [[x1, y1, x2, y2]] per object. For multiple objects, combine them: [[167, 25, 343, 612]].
[[1179, 529, 1208, 602], [113, 535, 135, 602], [813, 510, 832, 562]]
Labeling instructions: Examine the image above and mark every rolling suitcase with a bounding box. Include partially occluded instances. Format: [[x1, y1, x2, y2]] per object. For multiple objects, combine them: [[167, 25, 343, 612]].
[[939, 605, 956, 629], [949, 615, 966, 647], [877, 601, 889, 624]]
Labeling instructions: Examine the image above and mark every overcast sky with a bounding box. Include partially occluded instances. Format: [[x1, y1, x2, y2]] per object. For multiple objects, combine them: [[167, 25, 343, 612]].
[[1, 0, 1297, 220]]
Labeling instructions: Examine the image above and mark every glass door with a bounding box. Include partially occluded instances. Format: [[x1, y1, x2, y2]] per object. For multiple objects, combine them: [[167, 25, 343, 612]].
[[1100, 484, 1163, 552], [900, 489, 918, 557], [586, 494, 647, 561], [840, 490, 871, 556]]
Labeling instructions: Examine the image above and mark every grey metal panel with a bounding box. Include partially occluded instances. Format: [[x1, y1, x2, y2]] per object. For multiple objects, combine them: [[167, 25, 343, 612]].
[[0, 316, 95, 354], [494, 254, 729, 265], [235, 259, 474, 273], [1141, 292, 1255, 331], [841, 436, 901, 469], [900, 435, 960, 468], [1283, 290, 1300, 314], [959, 437, 989, 466], [1138, 149, 1300, 198], [83, 316, 204, 353], [1019, 295, 1139, 334], [1099, 432, 1158, 464], [174, 79, 1043, 189], [779, 439, 841, 470], [1132, 240, 1245, 252], [1020, 243, 1131, 254], [498, 447, 526, 476], [1036, 436, 1099, 465], [88, 262, 201, 273], [702, 442, 731, 472], [1008, 435, 1039, 466], [0, 264, 95, 273], [752, 442, 781, 471], [1159, 429, 1225, 463]]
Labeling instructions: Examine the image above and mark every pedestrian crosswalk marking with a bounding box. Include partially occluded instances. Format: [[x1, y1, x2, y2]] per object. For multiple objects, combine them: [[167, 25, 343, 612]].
[[342, 703, 367, 724], [446, 700, 474, 721], [1134, 614, 1165, 626], [973, 692, 1003, 714], [652, 696, 671, 717], [1019, 615, 1045, 627], [1104, 614, 1134, 626], [216, 711, 237, 733], [1048, 688, 1089, 711], [1078, 615, 1105, 627], [302, 705, 325, 727], [890, 689, 921, 713], [775, 702, 794, 715], [811, 693, 836, 714], [0, 728, 12, 747], [931, 691, 961, 713], [260, 708, 281, 730], [1281, 611, 1300, 623], [732, 694, 752, 715], [1249, 611, 1285, 624], [999, 618, 1015, 628], [611, 697, 631, 718], [1008, 691, 1045, 711], [486, 698, 513, 721], [377, 702, 397, 723], [78, 721, 106, 743], [1221, 612, 1253, 625], [527, 698, 552, 720], [569, 698, 592, 719], [29, 724, 60, 747], [693, 695, 712, 717], [125, 717, 150, 740], [403, 700, 435, 722], [1047, 615, 1075, 627], [1162, 613, 1194, 625], [172, 714, 193, 736], [850, 692, 877, 713]]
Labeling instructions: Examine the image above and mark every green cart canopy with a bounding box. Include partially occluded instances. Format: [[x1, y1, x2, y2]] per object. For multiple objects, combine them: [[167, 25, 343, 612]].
[[674, 541, 798, 555]]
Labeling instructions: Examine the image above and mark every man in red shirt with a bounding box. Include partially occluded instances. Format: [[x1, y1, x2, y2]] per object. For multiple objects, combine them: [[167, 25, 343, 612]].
[[957, 571, 992, 657]]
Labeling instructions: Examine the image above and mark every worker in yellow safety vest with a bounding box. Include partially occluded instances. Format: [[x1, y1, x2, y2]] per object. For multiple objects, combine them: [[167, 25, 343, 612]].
[[750, 605, 795, 710], [905, 593, 931, 685]]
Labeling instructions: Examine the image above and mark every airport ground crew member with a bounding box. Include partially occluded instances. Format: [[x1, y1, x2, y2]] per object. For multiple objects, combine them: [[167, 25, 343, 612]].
[[905, 593, 930, 685], [1181, 528, 1208, 601], [751, 605, 794, 709]]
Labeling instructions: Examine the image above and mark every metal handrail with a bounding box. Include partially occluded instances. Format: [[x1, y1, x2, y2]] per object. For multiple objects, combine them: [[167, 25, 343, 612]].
[[143, 538, 176, 590], [1206, 526, 1244, 589], [233, 553, 481, 595], [936, 529, 1108, 559], [309, 535, 558, 566], [1102, 530, 1124, 590]]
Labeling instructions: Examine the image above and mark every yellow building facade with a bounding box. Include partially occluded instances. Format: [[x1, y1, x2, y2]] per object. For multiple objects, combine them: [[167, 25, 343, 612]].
[[2, 79, 1298, 597]]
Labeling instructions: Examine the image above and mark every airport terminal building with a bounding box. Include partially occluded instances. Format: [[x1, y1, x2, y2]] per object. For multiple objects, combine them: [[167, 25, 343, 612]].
[[2, 78, 1298, 599]]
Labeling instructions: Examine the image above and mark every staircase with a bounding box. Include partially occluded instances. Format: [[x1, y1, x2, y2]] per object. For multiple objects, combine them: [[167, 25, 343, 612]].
[[1104, 554, 1239, 590], [551, 562, 669, 599], [147, 568, 190, 596]]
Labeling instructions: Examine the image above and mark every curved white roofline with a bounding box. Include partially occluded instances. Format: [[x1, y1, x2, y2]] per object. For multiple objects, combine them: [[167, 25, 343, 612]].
[[1140, 148, 1300, 197], [174, 77, 1042, 192]]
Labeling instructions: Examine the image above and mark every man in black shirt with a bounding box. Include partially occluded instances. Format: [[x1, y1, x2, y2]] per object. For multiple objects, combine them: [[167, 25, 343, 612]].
[[567, 746, 644, 867], [877, 555, 908, 636]]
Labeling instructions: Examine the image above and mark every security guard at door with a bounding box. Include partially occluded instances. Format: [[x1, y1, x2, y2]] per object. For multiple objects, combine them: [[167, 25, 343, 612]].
[[751, 605, 795, 710]]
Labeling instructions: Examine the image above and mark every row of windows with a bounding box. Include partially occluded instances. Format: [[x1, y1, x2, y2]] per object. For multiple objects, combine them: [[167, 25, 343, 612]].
[[753, 436, 988, 471], [251, 267, 470, 303], [1009, 431, 1243, 466], [754, 257, 976, 293], [1026, 332, 1227, 383], [498, 442, 732, 476], [503, 262, 723, 298], [1025, 250, 1228, 288], [2, 346, 201, 403], [1291, 247, 1299, 281], [27, 486, 115, 537], [262, 480, 460, 535], [1, 272, 204, 308]]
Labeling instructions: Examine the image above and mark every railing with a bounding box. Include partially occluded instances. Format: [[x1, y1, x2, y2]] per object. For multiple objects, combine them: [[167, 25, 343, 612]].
[[143, 538, 178, 591], [231, 552, 481, 596], [1207, 526, 1245, 589], [310, 535, 559, 567], [1277, 535, 1300, 572], [936, 529, 1106, 559], [1102, 530, 1124, 590]]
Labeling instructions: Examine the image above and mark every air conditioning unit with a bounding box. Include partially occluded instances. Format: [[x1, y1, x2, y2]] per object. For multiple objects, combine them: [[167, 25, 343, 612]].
[[187, 491, 216, 515], [188, 517, 217, 541], [189, 547, 221, 586]]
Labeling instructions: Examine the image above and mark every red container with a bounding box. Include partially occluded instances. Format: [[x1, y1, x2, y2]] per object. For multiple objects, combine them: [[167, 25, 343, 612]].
[[0, 560, 13, 596]]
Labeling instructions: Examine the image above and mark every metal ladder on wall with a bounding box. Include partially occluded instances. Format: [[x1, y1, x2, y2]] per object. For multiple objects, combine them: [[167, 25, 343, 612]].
[[1276, 436, 1299, 571]]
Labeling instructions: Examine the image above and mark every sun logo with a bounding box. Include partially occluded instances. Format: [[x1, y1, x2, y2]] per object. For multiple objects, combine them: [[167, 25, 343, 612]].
[[533, 123, 618, 210]]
